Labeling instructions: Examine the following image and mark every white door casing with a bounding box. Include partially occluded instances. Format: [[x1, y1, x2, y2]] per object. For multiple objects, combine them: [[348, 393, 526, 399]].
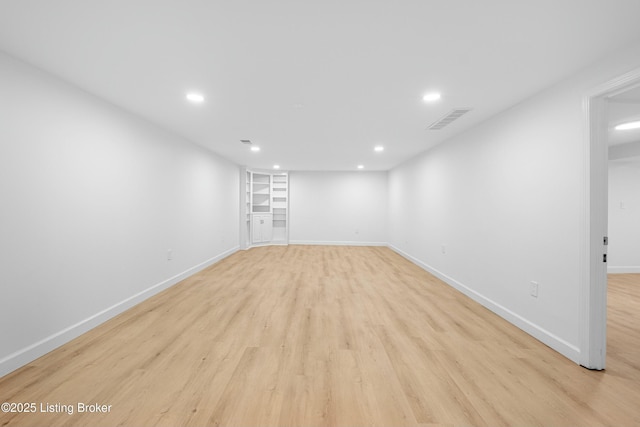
[[580, 67, 640, 370]]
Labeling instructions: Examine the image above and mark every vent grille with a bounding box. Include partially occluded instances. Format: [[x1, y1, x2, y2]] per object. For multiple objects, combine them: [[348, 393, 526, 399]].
[[428, 108, 472, 130], [240, 139, 252, 144]]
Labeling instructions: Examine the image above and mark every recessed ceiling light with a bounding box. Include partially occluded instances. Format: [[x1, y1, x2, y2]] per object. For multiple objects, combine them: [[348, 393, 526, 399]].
[[615, 120, 640, 130], [357, 165, 364, 169], [186, 92, 205, 103], [250, 146, 260, 152], [423, 92, 441, 102], [273, 165, 280, 169], [374, 146, 384, 152]]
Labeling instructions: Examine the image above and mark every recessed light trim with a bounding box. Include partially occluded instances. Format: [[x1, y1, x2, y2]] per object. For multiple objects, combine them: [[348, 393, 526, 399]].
[[273, 165, 280, 169], [423, 92, 441, 102], [250, 146, 260, 152], [186, 92, 205, 103], [374, 146, 384, 152], [357, 165, 364, 169], [615, 120, 640, 131]]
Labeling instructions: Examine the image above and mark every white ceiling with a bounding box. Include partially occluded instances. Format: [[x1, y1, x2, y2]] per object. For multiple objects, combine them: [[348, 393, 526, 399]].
[[2, 1, 640, 171], [608, 86, 640, 147]]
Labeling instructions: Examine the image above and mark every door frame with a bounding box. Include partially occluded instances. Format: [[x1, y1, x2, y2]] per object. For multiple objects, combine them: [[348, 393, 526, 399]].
[[580, 67, 640, 370]]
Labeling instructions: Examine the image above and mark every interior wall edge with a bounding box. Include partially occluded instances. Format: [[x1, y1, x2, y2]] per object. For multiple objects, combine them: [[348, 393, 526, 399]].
[[387, 244, 582, 364], [0, 246, 239, 379]]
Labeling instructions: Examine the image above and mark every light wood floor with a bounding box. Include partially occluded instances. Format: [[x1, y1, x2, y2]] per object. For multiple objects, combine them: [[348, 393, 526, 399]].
[[1, 246, 639, 427]]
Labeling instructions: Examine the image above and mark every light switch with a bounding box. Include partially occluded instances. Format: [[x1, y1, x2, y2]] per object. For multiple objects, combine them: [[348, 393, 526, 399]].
[[530, 281, 538, 298]]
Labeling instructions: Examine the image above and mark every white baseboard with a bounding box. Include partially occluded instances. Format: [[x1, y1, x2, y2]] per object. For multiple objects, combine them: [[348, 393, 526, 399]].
[[0, 246, 239, 378], [387, 244, 581, 364], [607, 266, 640, 274], [289, 240, 387, 246], [247, 242, 289, 248]]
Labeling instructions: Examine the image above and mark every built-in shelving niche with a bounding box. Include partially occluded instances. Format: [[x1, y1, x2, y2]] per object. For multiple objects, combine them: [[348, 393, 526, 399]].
[[241, 169, 289, 248]]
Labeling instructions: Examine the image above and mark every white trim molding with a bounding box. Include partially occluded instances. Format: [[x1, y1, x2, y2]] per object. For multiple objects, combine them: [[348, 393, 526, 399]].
[[607, 266, 640, 274], [0, 246, 239, 378], [289, 240, 387, 247], [580, 66, 640, 370], [388, 245, 581, 363]]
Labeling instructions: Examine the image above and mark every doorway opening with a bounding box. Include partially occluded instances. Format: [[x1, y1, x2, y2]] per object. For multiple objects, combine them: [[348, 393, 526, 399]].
[[581, 69, 640, 370]]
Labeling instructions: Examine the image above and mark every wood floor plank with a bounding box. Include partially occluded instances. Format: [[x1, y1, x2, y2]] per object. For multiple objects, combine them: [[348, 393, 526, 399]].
[[1, 246, 639, 426]]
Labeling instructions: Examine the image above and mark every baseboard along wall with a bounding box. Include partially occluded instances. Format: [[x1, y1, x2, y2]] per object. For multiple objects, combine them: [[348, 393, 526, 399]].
[[0, 246, 239, 378], [387, 244, 581, 364]]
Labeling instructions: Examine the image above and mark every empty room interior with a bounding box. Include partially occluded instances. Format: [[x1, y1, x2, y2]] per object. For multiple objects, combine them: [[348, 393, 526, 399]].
[[2, 1, 640, 426]]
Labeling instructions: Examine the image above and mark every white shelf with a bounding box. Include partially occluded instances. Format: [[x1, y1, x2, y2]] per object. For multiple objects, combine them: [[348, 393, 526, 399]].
[[246, 170, 288, 245], [253, 173, 270, 184]]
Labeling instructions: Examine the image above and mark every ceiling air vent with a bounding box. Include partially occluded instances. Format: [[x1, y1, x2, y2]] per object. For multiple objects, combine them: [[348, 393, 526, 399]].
[[427, 108, 472, 130], [240, 139, 252, 144]]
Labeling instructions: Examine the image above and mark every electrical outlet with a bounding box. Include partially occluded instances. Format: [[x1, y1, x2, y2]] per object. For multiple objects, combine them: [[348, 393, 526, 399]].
[[530, 281, 538, 298], [167, 249, 173, 261], [441, 245, 446, 254]]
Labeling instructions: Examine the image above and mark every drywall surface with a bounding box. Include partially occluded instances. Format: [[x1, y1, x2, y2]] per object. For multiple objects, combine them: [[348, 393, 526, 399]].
[[388, 40, 640, 362], [0, 51, 239, 376], [289, 171, 387, 245], [608, 159, 640, 273]]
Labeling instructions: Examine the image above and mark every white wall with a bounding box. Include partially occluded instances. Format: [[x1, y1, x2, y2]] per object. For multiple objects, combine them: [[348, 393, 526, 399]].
[[0, 51, 239, 376], [388, 40, 640, 363], [289, 171, 387, 245], [608, 159, 640, 273]]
